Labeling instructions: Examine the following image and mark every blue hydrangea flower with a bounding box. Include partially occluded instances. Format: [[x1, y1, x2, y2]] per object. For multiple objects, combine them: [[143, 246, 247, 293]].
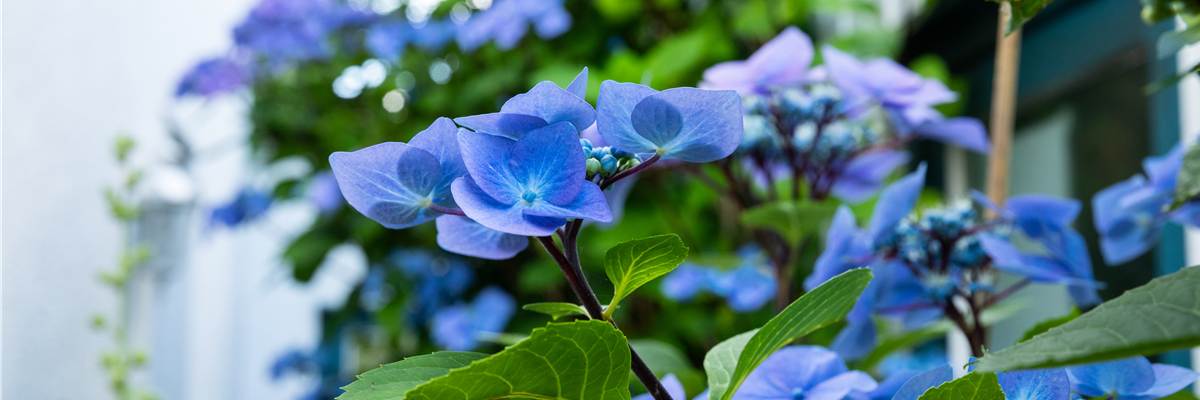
[[891, 365, 953, 400], [699, 26, 819, 96], [1067, 357, 1199, 400], [233, 0, 344, 64], [998, 369, 1070, 400], [434, 215, 529, 260], [456, 0, 571, 51], [365, 19, 457, 61], [209, 188, 272, 229], [455, 68, 593, 139], [597, 81, 743, 163], [175, 54, 252, 97], [660, 263, 715, 302], [270, 349, 319, 380], [452, 122, 612, 236], [430, 286, 516, 351], [867, 163, 928, 243], [306, 171, 344, 213], [832, 150, 912, 202], [390, 249, 475, 324], [660, 247, 777, 313], [731, 346, 877, 400], [1093, 144, 1200, 265], [632, 374, 687, 400]]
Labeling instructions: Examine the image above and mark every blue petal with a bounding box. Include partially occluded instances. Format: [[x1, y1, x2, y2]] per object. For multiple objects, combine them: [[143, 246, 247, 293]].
[[913, 117, 991, 154], [891, 364, 953, 400], [1066, 357, 1157, 397], [1144, 144, 1184, 191], [409, 117, 469, 199], [833, 150, 911, 203], [509, 122, 586, 205], [1006, 194, 1081, 238], [660, 264, 711, 301], [458, 129, 522, 204], [430, 304, 474, 350], [523, 181, 613, 223], [868, 163, 927, 243], [633, 373, 687, 400], [711, 266, 776, 313], [470, 286, 516, 334], [807, 206, 865, 290], [566, 67, 588, 100], [1091, 176, 1162, 265], [831, 319, 877, 361], [868, 370, 920, 400], [451, 175, 566, 236], [807, 371, 878, 400], [501, 81, 595, 133], [998, 369, 1070, 400], [631, 88, 743, 162], [699, 26, 815, 96], [1131, 364, 1200, 400], [435, 215, 529, 260], [454, 113, 550, 140], [733, 346, 849, 400], [329, 142, 442, 229], [597, 80, 662, 154]]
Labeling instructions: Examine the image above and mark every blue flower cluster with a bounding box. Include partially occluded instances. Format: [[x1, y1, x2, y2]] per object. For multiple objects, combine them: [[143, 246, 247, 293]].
[[177, 0, 573, 98], [700, 27, 989, 202], [806, 164, 1100, 360], [1093, 144, 1200, 265], [330, 68, 743, 259], [208, 187, 273, 229], [659, 246, 777, 313]]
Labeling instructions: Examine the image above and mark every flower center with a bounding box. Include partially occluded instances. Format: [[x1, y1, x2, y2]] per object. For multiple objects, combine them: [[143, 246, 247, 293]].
[[522, 190, 538, 204], [791, 387, 805, 400]]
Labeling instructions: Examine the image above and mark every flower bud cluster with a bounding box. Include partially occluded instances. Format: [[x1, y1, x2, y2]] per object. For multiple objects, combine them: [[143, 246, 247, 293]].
[[875, 201, 1000, 300], [581, 139, 642, 180]]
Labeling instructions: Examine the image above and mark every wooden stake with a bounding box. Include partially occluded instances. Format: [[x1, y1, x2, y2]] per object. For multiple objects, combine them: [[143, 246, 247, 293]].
[[986, 2, 1022, 209]]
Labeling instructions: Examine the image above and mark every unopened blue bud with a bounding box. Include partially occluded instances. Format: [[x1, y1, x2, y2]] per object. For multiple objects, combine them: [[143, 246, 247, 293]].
[[582, 147, 592, 159], [611, 148, 632, 159], [601, 154, 618, 174], [580, 138, 593, 150], [592, 146, 611, 159], [586, 158, 601, 175]]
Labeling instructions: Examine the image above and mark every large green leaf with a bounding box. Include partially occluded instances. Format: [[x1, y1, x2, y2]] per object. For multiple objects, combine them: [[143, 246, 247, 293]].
[[1018, 308, 1080, 344], [404, 320, 631, 400], [1174, 142, 1200, 210], [603, 234, 689, 319], [338, 352, 489, 400], [740, 201, 839, 243], [977, 266, 1200, 372], [523, 302, 590, 320], [705, 268, 872, 400], [916, 373, 1004, 400]]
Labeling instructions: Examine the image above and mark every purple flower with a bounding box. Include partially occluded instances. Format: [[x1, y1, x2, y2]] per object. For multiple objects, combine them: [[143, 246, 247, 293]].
[[233, 0, 340, 64], [1067, 357, 1198, 400], [209, 188, 272, 228], [430, 286, 516, 351], [1093, 144, 1200, 265], [456, 0, 571, 51], [632, 374, 687, 400], [731, 346, 877, 400], [175, 54, 253, 97], [700, 26, 818, 96], [456, 68, 593, 139], [306, 171, 344, 213], [452, 122, 612, 236], [597, 81, 743, 163]]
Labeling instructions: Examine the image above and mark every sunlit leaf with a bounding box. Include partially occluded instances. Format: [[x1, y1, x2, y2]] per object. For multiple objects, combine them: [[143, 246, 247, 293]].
[[1018, 308, 1081, 344], [338, 352, 489, 400], [916, 372, 1004, 400], [604, 234, 689, 319], [523, 302, 590, 320]]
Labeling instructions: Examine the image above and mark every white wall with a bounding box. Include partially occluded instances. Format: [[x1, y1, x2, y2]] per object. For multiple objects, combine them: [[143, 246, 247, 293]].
[[3, 1, 366, 399]]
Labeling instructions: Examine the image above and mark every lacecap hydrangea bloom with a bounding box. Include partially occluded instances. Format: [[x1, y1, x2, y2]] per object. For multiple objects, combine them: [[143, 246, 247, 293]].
[[1093, 143, 1200, 265], [430, 285, 516, 351], [660, 246, 777, 313]]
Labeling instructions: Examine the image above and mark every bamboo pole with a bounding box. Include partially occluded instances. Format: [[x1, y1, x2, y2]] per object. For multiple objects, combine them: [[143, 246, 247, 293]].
[[986, 2, 1022, 208]]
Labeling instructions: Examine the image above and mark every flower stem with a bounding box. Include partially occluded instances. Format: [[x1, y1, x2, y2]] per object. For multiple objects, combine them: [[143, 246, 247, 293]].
[[535, 236, 675, 400], [601, 152, 662, 191], [427, 203, 467, 216]]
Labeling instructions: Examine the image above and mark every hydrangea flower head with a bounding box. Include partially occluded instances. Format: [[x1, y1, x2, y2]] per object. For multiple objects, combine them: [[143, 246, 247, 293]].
[[366, 19, 457, 61], [176, 54, 253, 98], [452, 122, 612, 236], [1066, 357, 1198, 400], [431, 286, 516, 351], [700, 26, 818, 96], [1093, 144, 1200, 265], [456, 68, 593, 139], [456, 0, 571, 52], [330, 117, 466, 229], [597, 81, 743, 162], [660, 247, 777, 313], [731, 346, 877, 400], [233, 0, 343, 64]]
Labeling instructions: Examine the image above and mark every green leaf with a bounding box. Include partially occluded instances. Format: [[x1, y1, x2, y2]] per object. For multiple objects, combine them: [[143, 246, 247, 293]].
[[1174, 142, 1200, 210], [977, 266, 1200, 372], [523, 302, 590, 320], [1160, 389, 1200, 400], [858, 323, 951, 370], [740, 201, 839, 243], [916, 372, 1005, 400], [705, 268, 872, 400], [603, 234, 689, 319], [1146, 62, 1200, 94], [989, 0, 1054, 35], [338, 352, 489, 400], [404, 320, 631, 400], [630, 339, 694, 376], [1018, 308, 1081, 343]]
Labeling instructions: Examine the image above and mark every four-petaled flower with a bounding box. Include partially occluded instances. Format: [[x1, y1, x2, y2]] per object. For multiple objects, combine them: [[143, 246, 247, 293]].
[[731, 346, 877, 400], [598, 81, 743, 163], [1093, 144, 1200, 265], [699, 26, 820, 96], [1067, 357, 1198, 400], [430, 285, 517, 351]]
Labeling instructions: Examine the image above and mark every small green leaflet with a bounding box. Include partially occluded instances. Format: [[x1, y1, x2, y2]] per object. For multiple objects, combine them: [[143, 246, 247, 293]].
[[986, 0, 1053, 35], [523, 302, 590, 320], [603, 234, 689, 319], [740, 201, 839, 243], [1018, 308, 1080, 343], [404, 320, 632, 400], [1173, 141, 1200, 210], [977, 266, 1200, 372], [338, 352, 488, 400], [705, 268, 872, 400], [916, 373, 1005, 400]]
